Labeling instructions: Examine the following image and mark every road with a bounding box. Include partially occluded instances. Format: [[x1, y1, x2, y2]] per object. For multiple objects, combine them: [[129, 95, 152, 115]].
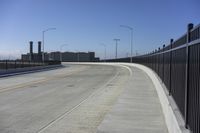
[[0, 63, 131, 133]]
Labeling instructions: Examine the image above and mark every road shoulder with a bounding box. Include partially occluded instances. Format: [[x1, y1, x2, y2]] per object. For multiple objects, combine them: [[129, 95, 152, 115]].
[[97, 65, 168, 133]]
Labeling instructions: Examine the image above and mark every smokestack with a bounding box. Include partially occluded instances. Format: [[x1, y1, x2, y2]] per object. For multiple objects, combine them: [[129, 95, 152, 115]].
[[30, 41, 33, 54], [38, 41, 41, 54], [29, 41, 33, 61], [38, 41, 42, 61]]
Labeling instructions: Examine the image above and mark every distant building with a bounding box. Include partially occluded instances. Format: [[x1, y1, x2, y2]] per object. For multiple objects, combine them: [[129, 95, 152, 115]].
[[61, 51, 99, 62], [21, 41, 99, 62], [48, 52, 60, 61]]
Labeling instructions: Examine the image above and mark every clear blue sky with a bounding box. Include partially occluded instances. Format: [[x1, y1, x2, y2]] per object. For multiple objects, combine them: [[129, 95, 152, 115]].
[[0, 0, 199, 59]]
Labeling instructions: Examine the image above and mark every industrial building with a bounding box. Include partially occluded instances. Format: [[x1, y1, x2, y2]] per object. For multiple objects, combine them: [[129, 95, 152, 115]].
[[21, 41, 99, 62], [21, 41, 42, 62]]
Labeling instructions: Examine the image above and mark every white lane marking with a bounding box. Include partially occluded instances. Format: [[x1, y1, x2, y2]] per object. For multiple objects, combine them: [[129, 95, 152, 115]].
[[117, 64, 133, 76], [37, 70, 120, 133]]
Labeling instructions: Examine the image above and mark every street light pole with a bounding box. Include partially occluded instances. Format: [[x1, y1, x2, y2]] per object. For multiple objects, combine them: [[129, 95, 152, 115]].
[[113, 39, 120, 59], [120, 25, 133, 63], [60, 44, 68, 62], [100, 43, 106, 61], [42, 28, 56, 64]]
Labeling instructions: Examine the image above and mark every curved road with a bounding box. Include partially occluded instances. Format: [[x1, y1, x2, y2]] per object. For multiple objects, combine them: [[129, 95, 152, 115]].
[[0, 63, 131, 133]]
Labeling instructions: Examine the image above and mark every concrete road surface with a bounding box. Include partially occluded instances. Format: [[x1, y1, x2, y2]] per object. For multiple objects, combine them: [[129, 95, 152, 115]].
[[0, 63, 168, 133]]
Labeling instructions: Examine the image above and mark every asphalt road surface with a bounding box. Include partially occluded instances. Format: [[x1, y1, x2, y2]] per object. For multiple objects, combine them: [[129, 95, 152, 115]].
[[0, 63, 131, 133]]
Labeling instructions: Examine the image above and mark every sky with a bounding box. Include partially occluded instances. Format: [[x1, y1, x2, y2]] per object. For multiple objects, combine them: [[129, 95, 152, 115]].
[[0, 0, 199, 59]]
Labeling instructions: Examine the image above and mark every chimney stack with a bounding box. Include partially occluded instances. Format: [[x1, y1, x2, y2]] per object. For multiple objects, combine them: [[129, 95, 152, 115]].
[[38, 41, 42, 61], [30, 41, 33, 54], [29, 41, 33, 61], [38, 41, 41, 54]]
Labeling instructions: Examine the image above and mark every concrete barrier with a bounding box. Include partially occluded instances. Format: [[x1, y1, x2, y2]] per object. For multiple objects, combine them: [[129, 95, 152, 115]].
[[0, 64, 62, 78]]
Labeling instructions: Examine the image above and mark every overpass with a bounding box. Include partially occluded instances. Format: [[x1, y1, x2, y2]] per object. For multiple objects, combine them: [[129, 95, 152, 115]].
[[0, 23, 199, 133]]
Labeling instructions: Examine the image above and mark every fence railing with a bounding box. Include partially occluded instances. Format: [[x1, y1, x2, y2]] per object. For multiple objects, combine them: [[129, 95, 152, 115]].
[[0, 60, 61, 70], [105, 23, 200, 133]]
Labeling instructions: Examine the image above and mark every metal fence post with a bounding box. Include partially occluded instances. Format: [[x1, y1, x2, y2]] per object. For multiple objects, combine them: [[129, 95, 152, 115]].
[[155, 49, 157, 72], [6, 60, 8, 70], [169, 39, 173, 95], [184, 23, 193, 128], [158, 47, 160, 75], [162, 44, 165, 82]]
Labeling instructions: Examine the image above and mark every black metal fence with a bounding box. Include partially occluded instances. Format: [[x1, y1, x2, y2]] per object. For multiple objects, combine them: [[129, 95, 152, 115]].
[[0, 60, 61, 70], [106, 23, 200, 133]]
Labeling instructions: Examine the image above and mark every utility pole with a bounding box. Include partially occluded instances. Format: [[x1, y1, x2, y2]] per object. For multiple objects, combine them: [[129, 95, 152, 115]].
[[120, 25, 133, 62], [113, 39, 120, 59]]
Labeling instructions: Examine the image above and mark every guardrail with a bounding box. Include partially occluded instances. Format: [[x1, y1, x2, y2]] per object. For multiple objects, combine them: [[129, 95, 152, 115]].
[[0, 60, 61, 70], [105, 23, 200, 133]]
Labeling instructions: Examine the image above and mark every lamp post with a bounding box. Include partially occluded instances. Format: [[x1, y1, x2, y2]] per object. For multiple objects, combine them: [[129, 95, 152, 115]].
[[100, 43, 106, 61], [120, 25, 133, 63], [60, 44, 68, 62], [42, 28, 56, 63], [113, 39, 120, 59]]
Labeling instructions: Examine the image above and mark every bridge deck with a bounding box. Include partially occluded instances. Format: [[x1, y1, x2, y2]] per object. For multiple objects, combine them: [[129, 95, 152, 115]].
[[0, 63, 168, 133]]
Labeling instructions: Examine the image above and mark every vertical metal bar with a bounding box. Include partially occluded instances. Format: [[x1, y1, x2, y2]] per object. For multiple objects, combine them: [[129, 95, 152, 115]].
[[185, 23, 193, 128], [197, 43, 200, 133], [162, 45, 165, 83], [169, 39, 173, 95], [158, 47, 160, 76], [6, 60, 8, 70]]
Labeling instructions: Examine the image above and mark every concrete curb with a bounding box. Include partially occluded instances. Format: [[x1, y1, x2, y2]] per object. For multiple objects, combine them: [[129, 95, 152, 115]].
[[0, 64, 62, 78]]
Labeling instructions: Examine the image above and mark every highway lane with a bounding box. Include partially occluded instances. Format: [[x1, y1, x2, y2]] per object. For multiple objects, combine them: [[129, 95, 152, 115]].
[[0, 63, 131, 133]]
